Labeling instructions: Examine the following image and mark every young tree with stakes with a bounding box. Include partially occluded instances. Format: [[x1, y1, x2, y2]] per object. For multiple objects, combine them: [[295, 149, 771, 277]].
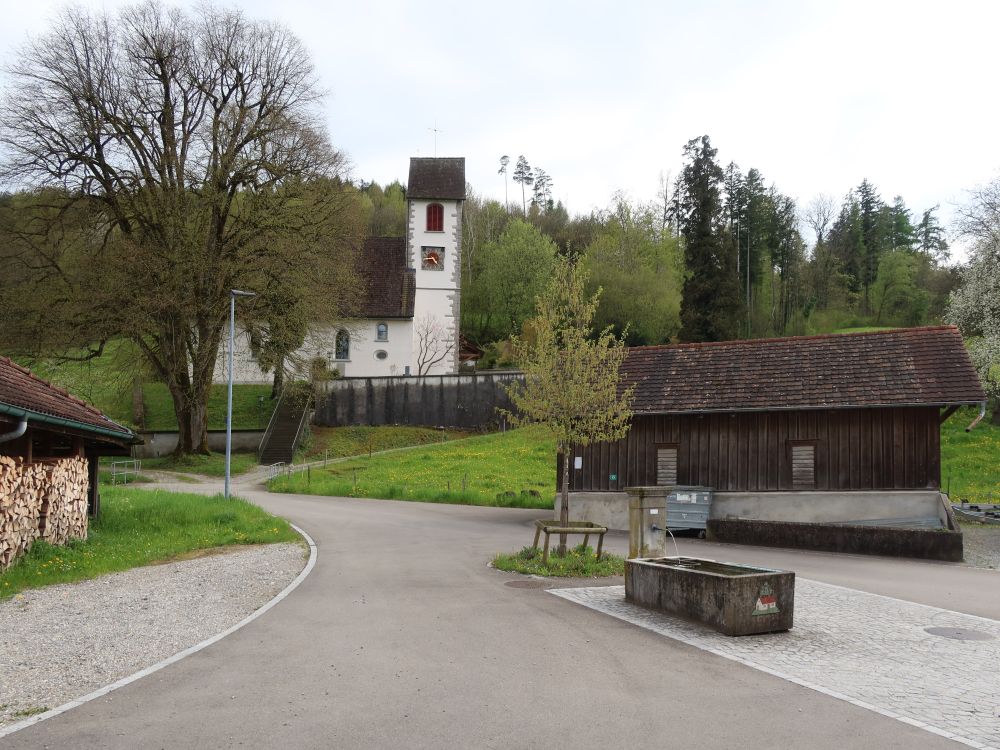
[[503, 257, 633, 555]]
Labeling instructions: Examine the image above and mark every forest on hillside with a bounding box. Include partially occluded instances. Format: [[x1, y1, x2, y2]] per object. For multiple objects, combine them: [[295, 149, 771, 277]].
[[358, 136, 958, 362]]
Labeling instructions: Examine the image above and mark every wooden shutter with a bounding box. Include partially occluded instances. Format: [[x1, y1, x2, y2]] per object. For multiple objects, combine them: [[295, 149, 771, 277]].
[[656, 445, 678, 486], [791, 443, 816, 489], [427, 203, 443, 232]]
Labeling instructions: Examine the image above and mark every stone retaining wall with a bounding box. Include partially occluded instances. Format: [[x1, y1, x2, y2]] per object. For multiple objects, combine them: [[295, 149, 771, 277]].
[[707, 517, 964, 562]]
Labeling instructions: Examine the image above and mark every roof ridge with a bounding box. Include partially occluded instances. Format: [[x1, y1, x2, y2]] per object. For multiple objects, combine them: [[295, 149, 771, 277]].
[[627, 325, 960, 353]]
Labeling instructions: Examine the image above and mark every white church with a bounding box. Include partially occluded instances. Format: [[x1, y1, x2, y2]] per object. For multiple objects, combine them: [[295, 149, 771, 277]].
[[218, 157, 465, 383]]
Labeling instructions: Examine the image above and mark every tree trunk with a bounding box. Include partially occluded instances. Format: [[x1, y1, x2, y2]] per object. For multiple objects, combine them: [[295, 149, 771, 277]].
[[170, 392, 194, 456], [189, 398, 210, 454], [271, 357, 285, 400], [559, 444, 570, 556]]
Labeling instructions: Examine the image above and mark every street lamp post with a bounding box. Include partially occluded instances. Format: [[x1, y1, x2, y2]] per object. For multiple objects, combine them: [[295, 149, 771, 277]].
[[226, 289, 256, 499]]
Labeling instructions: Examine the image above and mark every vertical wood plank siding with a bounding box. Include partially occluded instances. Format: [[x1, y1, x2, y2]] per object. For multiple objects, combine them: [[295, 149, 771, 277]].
[[558, 407, 941, 492]]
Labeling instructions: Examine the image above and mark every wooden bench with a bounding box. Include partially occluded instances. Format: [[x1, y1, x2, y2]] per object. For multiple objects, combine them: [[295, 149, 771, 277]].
[[532, 519, 608, 565]]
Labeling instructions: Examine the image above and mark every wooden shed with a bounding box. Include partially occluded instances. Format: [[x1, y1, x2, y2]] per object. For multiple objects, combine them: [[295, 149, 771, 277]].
[[559, 326, 986, 534], [0, 357, 139, 517]]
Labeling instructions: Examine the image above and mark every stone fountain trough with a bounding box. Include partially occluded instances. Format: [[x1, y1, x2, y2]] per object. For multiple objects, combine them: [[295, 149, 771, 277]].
[[625, 557, 794, 636]]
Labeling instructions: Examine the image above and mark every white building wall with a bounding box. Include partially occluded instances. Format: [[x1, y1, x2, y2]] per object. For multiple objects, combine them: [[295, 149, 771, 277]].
[[214, 319, 416, 384], [330, 319, 414, 378], [408, 198, 461, 376]]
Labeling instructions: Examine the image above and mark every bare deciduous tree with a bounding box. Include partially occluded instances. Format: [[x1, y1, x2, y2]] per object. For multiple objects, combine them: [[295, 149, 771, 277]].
[[415, 315, 455, 376], [0, 2, 363, 454], [802, 193, 836, 248]]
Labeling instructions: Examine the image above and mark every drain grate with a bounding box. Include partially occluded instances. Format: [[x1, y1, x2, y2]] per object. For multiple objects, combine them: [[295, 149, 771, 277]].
[[504, 579, 550, 589], [924, 626, 996, 641]]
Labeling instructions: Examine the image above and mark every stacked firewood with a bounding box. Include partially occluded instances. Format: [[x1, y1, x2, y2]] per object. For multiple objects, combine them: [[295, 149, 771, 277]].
[[38, 457, 89, 546], [0, 455, 89, 570]]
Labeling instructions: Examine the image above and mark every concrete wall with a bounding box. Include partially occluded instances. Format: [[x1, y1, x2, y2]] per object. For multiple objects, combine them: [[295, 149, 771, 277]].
[[315, 372, 523, 429], [135, 430, 264, 459], [562, 489, 948, 532]]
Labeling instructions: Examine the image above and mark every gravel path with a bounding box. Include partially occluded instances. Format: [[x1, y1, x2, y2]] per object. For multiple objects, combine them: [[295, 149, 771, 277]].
[[0, 542, 306, 727]]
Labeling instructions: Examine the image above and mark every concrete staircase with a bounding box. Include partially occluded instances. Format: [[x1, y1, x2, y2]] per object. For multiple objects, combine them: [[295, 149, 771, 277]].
[[258, 391, 310, 466]]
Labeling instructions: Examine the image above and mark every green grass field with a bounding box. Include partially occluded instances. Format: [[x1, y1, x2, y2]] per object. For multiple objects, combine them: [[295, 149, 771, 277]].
[[140, 383, 275, 431], [140, 452, 260, 477], [299, 425, 478, 462], [270, 425, 555, 508], [15, 344, 276, 431], [830, 326, 896, 334], [941, 407, 1000, 503], [0, 487, 301, 599]]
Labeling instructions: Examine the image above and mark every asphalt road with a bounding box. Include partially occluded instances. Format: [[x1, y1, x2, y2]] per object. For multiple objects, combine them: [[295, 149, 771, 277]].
[[5, 488, 998, 749]]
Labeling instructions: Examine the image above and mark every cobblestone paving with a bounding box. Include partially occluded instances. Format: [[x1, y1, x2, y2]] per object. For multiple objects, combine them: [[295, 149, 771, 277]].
[[550, 580, 1000, 750]]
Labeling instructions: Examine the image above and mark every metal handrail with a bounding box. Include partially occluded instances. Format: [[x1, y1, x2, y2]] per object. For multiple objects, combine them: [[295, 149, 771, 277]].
[[290, 393, 312, 458], [257, 389, 285, 461]]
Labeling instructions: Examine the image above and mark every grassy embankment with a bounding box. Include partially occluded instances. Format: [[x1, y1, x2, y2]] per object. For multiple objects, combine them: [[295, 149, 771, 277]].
[[24, 344, 276, 432], [270, 425, 555, 508], [0, 487, 300, 599], [941, 407, 1000, 504], [25, 346, 275, 476], [298, 425, 477, 462]]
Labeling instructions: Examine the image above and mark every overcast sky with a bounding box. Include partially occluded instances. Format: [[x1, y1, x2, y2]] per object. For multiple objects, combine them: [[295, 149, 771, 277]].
[[2, 0, 998, 255]]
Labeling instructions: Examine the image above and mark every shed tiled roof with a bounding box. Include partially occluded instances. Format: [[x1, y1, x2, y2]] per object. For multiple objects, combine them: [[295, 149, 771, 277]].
[[621, 326, 985, 414], [0, 357, 136, 438], [355, 237, 415, 319], [407, 157, 466, 200]]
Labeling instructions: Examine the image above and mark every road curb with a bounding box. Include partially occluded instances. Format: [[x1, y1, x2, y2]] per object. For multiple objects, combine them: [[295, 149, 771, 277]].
[[0, 523, 318, 740]]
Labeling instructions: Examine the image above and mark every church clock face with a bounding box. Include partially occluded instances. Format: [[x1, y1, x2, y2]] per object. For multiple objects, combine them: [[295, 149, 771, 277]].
[[421, 246, 444, 270]]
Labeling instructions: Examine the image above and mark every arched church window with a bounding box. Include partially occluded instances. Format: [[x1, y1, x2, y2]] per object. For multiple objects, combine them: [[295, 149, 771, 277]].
[[376, 322, 388, 341], [335, 330, 350, 360], [426, 203, 444, 232]]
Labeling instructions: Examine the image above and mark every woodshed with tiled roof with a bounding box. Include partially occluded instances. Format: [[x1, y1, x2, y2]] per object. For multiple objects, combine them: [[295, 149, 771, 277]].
[[563, 326, 985, 495], [0, 358, 139, 521]]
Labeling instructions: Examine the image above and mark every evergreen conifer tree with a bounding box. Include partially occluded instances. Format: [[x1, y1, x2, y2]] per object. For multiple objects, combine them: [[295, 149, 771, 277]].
[[674, 136, 742, 342]]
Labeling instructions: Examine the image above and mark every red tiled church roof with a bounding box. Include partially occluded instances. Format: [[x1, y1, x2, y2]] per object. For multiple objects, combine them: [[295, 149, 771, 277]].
[[621, 326, 985, 414], [0, 357, 135, 437], [355, 237, 415, 319]]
